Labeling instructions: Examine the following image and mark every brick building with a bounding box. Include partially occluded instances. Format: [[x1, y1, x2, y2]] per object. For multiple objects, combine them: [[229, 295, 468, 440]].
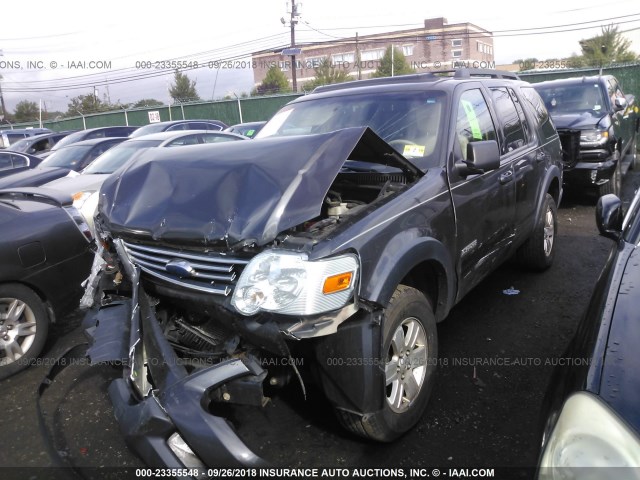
[[252, 17, 495, 91]]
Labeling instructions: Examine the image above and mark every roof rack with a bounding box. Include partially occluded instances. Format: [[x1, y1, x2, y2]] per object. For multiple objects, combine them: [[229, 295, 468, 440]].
[[432, 68, 521, 80], [312, 68, 521, 93], [313, 73, 439, 93]]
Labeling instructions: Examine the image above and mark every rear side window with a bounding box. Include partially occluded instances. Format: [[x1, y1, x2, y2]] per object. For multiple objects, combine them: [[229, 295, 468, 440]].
[[520, 87, 557, 141], [11, 154, 28, 167], [166, 135, 200, 146], [0, 154, 12, 170], [490, 87, 527, 154], [167, 123, 189, 131]]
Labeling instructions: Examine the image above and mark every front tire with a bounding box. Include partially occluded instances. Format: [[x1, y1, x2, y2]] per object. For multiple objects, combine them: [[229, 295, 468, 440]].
[[0, 284, 49, 380], [630, 135, 638, 171], [517, 193, 557, 271], [598, 163, 621, 198], [336, 285, 437, 441]]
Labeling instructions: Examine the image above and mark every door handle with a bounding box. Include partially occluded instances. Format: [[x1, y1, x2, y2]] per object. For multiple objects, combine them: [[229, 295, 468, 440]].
[[499, 171, 513, 184]]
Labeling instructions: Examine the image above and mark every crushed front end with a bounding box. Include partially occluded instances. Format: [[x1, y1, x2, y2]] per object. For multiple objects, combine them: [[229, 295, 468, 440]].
[[82, 128, 419, 468], [556, 125, 618, 189]]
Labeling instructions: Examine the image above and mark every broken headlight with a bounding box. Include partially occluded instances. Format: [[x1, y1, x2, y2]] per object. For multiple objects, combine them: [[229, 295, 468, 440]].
[[231, 251, 358, 316]]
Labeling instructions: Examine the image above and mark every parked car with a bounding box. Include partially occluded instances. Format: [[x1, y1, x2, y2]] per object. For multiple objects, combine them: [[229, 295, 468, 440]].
[[533, 75, 639, 197], [8, 130, 77, 155], [0, 128, 52, 149], [129, 119, 227, 138], [83, 69, 563, 468], [537, 192, 640, 476], [0, 137, 127, 189], [39, 126, 138, 159], [224, 121, 266, 138], [0, 188, 94, 379], [44, 130, 247, 228], [0, 151, 44, 178]]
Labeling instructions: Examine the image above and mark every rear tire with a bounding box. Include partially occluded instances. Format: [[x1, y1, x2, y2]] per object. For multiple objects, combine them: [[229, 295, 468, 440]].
[[335, 285, 437, 441], [0, 284, 49, 380], [517, 193, 557, 271]]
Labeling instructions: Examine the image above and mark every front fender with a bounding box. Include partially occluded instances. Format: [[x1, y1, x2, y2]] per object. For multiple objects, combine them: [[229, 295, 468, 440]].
[[359, 233, 455, 321]]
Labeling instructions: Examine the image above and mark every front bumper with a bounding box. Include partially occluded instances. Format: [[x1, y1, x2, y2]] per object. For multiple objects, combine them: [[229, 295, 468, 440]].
[[85, 291, 268, 469], [562, 155, 616, 188]]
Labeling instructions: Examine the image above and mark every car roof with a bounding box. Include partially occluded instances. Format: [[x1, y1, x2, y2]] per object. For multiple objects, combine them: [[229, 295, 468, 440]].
[[0, 128, 52, 134], [311, 69, 521, 95], [149, 119, 225, 126], [56, 137, 128, 148], [16, 131, 70, 142], [130, 130, 238, 141], [533, 76, 607, 87]]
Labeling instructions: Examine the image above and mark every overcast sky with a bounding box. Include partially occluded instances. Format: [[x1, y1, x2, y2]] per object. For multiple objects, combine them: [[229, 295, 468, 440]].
[[0, 0, 639, 113]]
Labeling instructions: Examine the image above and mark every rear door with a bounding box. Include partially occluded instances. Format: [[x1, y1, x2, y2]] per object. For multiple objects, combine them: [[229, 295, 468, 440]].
[[448, 85, 516, 300], [490, 86, 541, 242]]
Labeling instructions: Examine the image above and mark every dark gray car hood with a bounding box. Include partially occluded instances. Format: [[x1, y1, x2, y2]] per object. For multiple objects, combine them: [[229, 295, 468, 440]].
[[550, 111, 609, 130], [0, 166, 72, 189], [98, 127, 421, 246]]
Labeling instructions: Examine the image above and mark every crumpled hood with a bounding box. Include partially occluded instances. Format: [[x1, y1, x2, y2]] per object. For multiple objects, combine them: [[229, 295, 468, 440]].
[[550, 111, 608, 130], [98, 127, 420, 246]]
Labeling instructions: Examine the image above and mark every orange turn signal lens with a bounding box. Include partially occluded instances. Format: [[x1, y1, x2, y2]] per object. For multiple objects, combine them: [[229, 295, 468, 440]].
[[322, 272, 353, 295]]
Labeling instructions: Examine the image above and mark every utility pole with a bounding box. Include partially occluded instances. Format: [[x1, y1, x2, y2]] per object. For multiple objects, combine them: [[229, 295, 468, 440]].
[[288, 0, 301, 92], [356, 32, 361, 80], [391, 44, 395, 77], [0, 80, 7, 125], [0, 51, 7, 124]]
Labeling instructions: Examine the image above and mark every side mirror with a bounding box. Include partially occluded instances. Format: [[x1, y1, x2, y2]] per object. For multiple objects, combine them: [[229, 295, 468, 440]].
[[456, 140, 500, 176], [614, 97, 627, 111], [596, 194, 623, 240]]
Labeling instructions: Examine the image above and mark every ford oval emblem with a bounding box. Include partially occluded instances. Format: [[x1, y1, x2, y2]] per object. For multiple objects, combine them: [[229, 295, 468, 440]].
[[165, 259, 196, 278]]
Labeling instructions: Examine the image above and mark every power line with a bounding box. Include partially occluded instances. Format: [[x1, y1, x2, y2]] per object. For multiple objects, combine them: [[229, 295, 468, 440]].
[[2, 13, 640, 99]]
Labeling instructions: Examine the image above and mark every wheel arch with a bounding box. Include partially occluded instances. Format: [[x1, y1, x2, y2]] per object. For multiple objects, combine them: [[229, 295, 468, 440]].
[[0, 280, 55, 323], [532, 166, 562, 225], [359, 236, 455, 322]]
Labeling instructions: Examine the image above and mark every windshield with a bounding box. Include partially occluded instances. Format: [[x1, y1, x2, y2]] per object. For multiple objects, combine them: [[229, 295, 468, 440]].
[[39, 145, 92, 169], [129, 123, 168, 138], [256, 90, 447, 168], [7, 137, 32, 151], [51, 130, 87, 151], [535, 83, 606, 114], [83, 139, 163, 174]]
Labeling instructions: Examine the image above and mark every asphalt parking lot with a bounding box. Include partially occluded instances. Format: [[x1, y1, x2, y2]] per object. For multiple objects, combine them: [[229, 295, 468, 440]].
[[1, 169, 639, 479]]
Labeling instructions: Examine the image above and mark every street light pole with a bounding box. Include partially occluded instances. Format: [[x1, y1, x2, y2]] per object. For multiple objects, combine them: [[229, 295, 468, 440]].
[[75, 108, 86, 130]]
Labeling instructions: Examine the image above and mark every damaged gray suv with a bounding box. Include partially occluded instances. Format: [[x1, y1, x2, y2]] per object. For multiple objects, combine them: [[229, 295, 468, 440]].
[[84, 69, 563, 468]]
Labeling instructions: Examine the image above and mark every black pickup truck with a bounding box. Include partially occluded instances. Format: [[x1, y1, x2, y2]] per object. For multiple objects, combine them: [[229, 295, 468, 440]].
[[534, 75, 639, 197], [83, 69, 563, 468]]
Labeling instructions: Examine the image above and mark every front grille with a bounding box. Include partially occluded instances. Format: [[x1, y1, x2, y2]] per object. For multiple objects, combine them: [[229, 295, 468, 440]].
[[122, 241, 251, 296]]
